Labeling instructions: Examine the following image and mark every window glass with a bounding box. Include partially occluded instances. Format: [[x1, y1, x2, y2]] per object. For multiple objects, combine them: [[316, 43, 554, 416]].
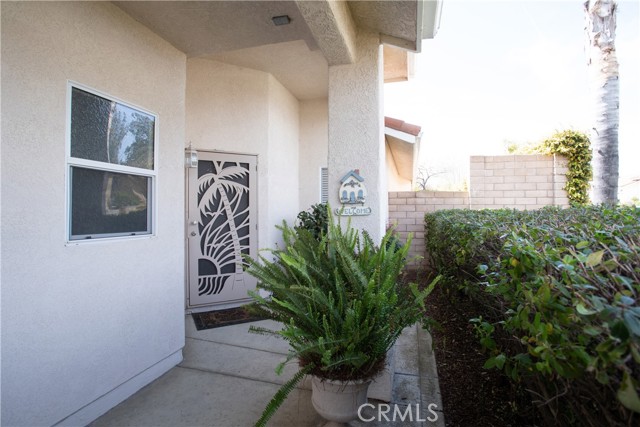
[[70, 167, 150, 239], [71, 87, 154, 170]]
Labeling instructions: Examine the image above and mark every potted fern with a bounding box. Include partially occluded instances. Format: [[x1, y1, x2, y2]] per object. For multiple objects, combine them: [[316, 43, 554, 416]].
[[245, 207, 437, 426]]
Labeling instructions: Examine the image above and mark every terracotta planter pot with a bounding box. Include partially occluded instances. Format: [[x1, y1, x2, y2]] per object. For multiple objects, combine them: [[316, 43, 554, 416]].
[[311, 376, 372, 425]]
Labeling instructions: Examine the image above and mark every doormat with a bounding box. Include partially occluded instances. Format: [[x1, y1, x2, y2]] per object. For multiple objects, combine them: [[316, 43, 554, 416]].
[[192, 306, 265, 331]]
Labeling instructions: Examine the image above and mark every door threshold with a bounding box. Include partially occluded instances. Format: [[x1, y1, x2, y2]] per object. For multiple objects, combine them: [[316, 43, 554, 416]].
[[186, 299, 252, 315]]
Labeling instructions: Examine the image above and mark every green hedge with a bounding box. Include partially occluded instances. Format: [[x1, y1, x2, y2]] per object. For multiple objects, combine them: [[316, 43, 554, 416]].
[[425, 206, 640, 426]]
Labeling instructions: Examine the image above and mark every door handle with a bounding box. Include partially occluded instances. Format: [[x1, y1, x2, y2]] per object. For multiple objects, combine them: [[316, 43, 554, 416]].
[[190, 231, 197, 236]]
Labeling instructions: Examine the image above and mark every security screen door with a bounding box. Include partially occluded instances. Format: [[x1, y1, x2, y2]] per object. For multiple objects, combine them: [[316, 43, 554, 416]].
[[187, 151, 257, 308]]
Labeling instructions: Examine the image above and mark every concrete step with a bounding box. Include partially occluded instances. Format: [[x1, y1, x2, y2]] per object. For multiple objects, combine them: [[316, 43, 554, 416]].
[[90, 366, 324, 427], [180, 336, 300, 386], [186, 317, 289, 354], [90, 320, 444, 427], [184, 315, 397, 400]]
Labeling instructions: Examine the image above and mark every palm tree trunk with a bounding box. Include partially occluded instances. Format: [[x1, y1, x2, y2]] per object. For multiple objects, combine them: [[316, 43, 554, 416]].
[[584, 0, 619, 204]]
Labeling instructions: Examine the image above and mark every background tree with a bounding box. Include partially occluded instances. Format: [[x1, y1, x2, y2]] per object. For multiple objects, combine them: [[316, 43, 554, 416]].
[[415, 165, 446, 191], [125, 113, 155, 168], [584, 0, 620, 204]]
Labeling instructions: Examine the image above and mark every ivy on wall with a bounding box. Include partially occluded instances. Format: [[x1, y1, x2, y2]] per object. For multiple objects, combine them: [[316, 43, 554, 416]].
[[542, 130, 592, 205], [508, 130, 592, 205]]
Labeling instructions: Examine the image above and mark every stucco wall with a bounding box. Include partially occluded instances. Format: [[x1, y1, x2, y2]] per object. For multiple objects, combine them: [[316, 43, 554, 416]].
[[299, 98, 329, 210], [267, 75, 300, 244], [1, 2, 186, 426], [328, 31, 386, 241], [186, 58, 300, 250]]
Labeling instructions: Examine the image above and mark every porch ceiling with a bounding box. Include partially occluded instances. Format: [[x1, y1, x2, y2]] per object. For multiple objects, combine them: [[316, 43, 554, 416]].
[[114, 0, 441, 100], [349, 0, 418, 48], [203, 40, 328, 101], [113, 1, 320, 57]]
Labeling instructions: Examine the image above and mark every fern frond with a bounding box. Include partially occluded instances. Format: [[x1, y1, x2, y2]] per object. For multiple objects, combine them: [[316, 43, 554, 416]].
[[254, 363, 315, 427], [244, 204, 439, 425]]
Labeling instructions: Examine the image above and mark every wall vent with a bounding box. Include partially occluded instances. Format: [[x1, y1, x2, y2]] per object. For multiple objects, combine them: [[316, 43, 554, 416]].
[[320, 167, 329, 203]]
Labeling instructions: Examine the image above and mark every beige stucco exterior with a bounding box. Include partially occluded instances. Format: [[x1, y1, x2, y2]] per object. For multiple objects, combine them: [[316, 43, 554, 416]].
[[1, 2, 186, 425], [1, 1, 441, 425], [328, 31, 387, 241], [299, 98, 330, 209], [185, 58, 300, 249]]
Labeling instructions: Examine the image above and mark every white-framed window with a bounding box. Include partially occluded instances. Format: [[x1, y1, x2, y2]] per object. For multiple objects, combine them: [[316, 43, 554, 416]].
[[66, 83, 157, 241]]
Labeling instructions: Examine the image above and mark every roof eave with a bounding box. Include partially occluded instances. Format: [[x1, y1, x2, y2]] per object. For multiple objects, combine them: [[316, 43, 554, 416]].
[[382, 0, 443, 53], [417, 0, 443, 50]]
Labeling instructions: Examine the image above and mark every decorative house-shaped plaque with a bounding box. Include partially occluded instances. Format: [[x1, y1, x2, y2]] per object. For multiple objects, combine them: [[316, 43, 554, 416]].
[[337, 169, 372, 216]]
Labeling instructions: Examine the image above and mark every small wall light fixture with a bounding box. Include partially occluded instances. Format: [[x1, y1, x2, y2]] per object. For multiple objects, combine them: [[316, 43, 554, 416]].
[[185, 143, 198, 168], [272, 15, 291, 26]]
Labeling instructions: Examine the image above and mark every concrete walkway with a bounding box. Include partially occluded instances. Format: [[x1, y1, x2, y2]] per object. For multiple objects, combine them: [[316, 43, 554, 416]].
[[90, 316, 444, 427]]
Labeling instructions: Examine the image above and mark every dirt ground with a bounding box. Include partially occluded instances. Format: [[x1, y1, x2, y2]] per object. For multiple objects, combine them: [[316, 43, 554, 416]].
[[422, 279, 542, 427]]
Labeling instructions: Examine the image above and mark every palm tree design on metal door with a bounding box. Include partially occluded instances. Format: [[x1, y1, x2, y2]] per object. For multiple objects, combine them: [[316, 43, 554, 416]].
[[197, 161, 251, 296]]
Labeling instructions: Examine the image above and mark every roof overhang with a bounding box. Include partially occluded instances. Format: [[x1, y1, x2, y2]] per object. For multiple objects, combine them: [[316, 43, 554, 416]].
[[384, 45, 415, 83], [385, 117, 423, 183], [350, 0, 443, 53], [419, 0, 444, 45], [113, 1, 442, 99]]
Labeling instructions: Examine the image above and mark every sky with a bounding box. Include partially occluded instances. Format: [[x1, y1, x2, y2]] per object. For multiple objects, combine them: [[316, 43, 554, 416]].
[[384, 0, 640, 194]]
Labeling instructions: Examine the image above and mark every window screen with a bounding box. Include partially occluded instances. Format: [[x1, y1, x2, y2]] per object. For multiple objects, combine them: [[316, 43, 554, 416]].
[[68, 85, 156, 241]]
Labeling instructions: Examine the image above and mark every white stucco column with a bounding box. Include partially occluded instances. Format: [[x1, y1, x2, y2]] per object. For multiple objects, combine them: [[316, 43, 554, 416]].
[[328, 31, 387, 242]]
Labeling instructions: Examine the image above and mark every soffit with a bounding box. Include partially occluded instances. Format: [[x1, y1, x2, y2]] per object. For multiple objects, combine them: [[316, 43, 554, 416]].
[[385, 117, 422, 182], [114, 1, 428, 57], [204, 40, 328, 101], [113, 1, 319, 56], [348, 1, 417, 44], [386, 135, 415, 182], [113, 1, 431, 100]]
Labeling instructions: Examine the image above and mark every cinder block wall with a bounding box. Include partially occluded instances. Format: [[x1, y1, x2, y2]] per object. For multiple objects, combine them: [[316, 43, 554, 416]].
[[469, 154, 570, 209], [388, 191, 469, 268], [388, 154, 569, 269]]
